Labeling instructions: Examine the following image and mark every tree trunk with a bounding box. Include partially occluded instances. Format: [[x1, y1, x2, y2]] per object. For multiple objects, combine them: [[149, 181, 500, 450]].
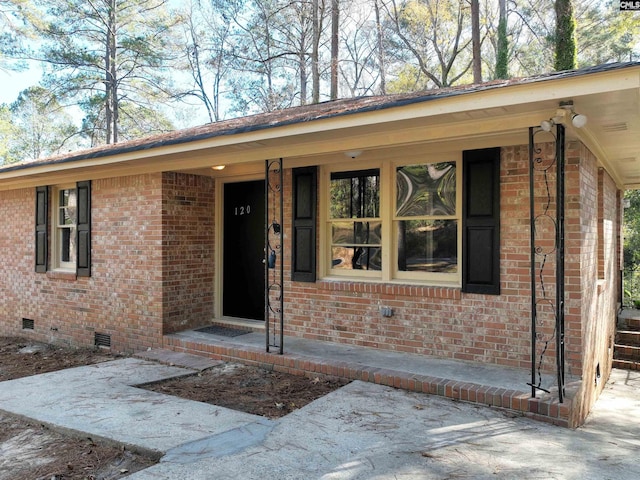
[[105, 0, 117, 144], [554, 0, 577, 71], [471, 0, 481, 83], [374, 0, 386, 95], [312, 0, 320, 104], [300, 51, 308, 105], [495, 0, 508, 79], [330, 0, 339, 100]]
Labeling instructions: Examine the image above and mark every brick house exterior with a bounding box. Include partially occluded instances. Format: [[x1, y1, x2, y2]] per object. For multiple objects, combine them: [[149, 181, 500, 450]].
[[1, 62, 638, 427]]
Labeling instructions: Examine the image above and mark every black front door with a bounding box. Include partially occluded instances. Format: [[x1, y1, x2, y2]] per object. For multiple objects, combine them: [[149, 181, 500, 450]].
[[223, 180, 265, 320]]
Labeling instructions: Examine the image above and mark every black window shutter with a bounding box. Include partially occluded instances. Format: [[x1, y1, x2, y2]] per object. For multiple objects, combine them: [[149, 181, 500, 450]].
[[462, 148, 500, 295], [76, 180, 91, 277], [292, 167, 317, 282], [35, 186, 49, 273]]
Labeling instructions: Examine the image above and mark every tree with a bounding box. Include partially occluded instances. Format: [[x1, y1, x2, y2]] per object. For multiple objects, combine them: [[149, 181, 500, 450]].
[[338, 1, 384, 97], [495, 0, 508, 79], [3, 0, 636, 130], [7, 86, 82, 162], [576, 0, 640, 65], [311, 0, 324, 104], [506, 0, 555, 76], [0, 103, 19, 164], [0, 0, 39, 71], [386, 0, 473, 90], [35, 0, 178, 144], [471, 0, 481, 83], [374, 0, 386, 94], [275, 0, 317, 106], [219, 0, 299, 115], [554, 0, 577, 70], [330, 0, 339, 99], [624, 190, 640, 304], [174, 0, 232, 123]]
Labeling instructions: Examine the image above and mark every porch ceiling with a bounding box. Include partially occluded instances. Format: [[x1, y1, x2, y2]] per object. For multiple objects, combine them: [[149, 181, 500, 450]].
[[0, 62, 638, 191]]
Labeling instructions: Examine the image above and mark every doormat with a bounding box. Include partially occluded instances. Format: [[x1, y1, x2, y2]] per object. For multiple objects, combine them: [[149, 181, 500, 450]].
[[196, 325, 252, 337]]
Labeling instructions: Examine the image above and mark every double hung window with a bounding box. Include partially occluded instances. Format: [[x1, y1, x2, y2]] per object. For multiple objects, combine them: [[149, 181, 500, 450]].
[[35, 181, 91, 276], [394, 162, 457, 280], [55, 186, 77, 270], [293, 147, 499, 293], [329, 169, 381, 274], [325, 157, 460, 285]]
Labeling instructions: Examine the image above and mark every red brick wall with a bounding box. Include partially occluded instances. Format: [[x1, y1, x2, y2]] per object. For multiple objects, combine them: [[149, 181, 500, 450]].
[[569, 143, 619, 425], [0, 138, 620, 402], [161, 172, 215, 333], [0, 187, 34, 336], [280, 146, 534, 371], [278, 141, 618, 384], [0, 174, 165, 352], [0, 172, 216, 352], [91, 174, 165, 351]]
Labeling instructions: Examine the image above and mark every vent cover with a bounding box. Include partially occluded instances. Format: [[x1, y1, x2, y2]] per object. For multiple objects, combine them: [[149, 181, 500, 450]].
[[601, 122, 628, 132], [22, 318, 35, 330], [94, 332, 112, 348]]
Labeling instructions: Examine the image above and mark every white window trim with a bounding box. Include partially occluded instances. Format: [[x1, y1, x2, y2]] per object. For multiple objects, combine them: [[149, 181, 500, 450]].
[[51, 184, 77, 272], [319, 153, 462, 287]]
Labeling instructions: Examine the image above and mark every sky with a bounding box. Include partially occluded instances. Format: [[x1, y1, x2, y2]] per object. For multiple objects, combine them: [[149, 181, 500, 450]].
[[0, 64, 41, 105]]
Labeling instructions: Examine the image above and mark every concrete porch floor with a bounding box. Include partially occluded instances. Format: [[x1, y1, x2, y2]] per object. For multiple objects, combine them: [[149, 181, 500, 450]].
[[163, 327, 581, 427]]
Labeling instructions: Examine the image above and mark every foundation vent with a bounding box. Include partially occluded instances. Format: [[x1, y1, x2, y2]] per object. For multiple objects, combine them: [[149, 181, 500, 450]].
[[94, 332, 112, 348], [21, 318, 35, 330]]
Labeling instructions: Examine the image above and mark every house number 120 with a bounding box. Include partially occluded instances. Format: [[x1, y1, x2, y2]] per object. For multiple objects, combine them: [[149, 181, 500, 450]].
[[234, 205, 251, 216]]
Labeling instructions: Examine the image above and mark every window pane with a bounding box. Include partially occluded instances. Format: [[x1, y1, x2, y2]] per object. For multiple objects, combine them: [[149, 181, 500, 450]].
[[332, 221, 381, 245], [331, 246, 381, 270], [330, 170, 380, 219], [58, 227, 76, 264], [396, 163, 456, 217], [59, 189, 77, 225], [396, 220, 457, 272]]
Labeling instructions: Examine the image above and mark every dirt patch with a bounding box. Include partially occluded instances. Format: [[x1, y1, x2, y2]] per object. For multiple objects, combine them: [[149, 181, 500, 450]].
[[0, 337, 155, 480], [0, 337, 349, 478], [141, 362, 349, 418], [0, 337, 117, 382]]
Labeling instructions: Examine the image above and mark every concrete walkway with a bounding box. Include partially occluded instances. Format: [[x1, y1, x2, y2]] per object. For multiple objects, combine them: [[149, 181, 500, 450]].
[[0, 350, 638, 479]]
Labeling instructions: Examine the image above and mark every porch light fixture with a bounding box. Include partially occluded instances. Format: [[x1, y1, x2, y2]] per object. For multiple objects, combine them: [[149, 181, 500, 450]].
[[570, 112, 588, 128], [540, 120, 554, 132], [211, 165, 226, 170], [539, 101, 587, 131]]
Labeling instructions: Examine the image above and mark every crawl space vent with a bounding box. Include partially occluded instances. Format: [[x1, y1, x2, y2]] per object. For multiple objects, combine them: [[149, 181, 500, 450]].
[[94, 332, 112, 348], [22, 318, 35, 330]]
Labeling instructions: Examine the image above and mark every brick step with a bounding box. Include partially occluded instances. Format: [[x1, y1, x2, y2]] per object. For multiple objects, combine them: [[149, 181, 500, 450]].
[[619, 316, 640, 331], [614, 344, 640, 361], [616, 330, 640, 347], [612, 358, 640, 371]]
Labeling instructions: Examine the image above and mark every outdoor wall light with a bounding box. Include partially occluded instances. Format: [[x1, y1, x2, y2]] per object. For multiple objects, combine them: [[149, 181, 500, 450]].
[[211, 165, 226, 170]]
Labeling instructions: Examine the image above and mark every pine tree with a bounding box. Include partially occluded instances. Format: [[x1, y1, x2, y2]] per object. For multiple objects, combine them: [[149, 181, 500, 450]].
[[554, 0, 577, 71]]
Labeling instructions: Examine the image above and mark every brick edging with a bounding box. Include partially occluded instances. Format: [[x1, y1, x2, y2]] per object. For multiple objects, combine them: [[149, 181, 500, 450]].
[[164, 335, 574, 428]]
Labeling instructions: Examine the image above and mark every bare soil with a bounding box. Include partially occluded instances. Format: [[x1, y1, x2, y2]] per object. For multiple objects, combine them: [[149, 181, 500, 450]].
[[0, 337, 154, 480], [141, 362, 349, 419], [0, 337, 348, 479]]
